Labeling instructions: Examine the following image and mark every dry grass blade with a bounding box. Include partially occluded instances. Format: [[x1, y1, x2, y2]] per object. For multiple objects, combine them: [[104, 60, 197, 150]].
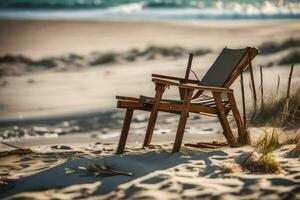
[[250, 86, 300, 128], [256, 154, 281, 173], [255, 129, 280, 155], [0, 141, 34, 158], [236, 152, 281, 174]]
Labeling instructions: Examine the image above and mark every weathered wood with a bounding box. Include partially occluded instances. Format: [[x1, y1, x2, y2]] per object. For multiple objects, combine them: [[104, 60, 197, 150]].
[[248, 54, 257, 111], [152, 74, 198, 84], [179, 88, 186, 100], [192, 90, 204, 100], [173, 89, 194, 153], [117, 98, 226, 115], [152, 78, 233, 93], [116, 96, 140, 101], [227, 92, 245, 138], [213, 92, 238, 147], [184, 53, 194, 83], [240, 71, 247, 129], [260, 66, 264, 108], [116, 47, 259, 153], [286, 64, 294, 99], [143, 83, 165, 147], [116, 109, 134, 154]]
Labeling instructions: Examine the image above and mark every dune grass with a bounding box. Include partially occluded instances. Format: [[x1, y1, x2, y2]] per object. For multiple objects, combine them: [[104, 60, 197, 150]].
[[259, 38, 300, 55], [250, 87, 300, 128], [236, 130, 282, 174], [89, 52, 118, 66], [255, 154, 281, 173], [0, 46, 211, 75], [255, 129, 281, 155], [278, 50, 300, 65], [236, 151, 281, 174]]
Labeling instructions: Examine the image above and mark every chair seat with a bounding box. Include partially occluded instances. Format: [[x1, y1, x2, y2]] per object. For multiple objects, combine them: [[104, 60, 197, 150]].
[[140, 94, 229, 108]]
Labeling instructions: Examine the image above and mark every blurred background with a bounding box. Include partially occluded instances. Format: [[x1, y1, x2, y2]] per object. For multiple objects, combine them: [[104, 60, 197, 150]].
[[0, 0, 299, 140]]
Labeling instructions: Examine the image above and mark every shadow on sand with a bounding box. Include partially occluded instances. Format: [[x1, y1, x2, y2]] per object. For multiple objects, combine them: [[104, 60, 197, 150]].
[[0, 150, 227, 199]]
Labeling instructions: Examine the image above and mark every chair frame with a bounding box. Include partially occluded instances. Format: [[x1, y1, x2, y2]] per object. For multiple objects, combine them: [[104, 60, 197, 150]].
[[116, 47, 259, 154]]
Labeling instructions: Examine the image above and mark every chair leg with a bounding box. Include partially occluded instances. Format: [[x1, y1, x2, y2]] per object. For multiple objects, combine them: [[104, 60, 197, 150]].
[[227, 93, 245, 138], [116, 109, 134, 154], [172, 89, 193, 153], [143, 84, 165, 147], [212, 92, 238, 147]]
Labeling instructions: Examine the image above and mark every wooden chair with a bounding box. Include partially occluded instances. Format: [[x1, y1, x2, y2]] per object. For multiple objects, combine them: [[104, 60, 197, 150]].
[[116, 47, 259, 154]]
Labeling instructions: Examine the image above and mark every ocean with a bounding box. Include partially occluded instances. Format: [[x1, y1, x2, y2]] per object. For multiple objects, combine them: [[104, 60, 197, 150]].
[[0, 0, 299, 20]]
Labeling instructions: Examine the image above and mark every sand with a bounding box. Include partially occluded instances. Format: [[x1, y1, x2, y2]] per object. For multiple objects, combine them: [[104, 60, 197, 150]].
[[0, 128, 299, 200], [0, 19, 300, 199], [0, 19, 300, 58]]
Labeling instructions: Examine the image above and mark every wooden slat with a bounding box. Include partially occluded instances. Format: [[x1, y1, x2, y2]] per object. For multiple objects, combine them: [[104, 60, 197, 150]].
[[153, 78, 233, 93], [152, 74, 199, 84], [117, 99, 221, 115], [227, 92, 245, 138], [248, 54, 257, 105], [143, 83, 165, 147], [173, 89, 194, 153], [116, 96, 140, 101], [116, 109, 134, 154], [240, 71, 247, 128], [213, 92, 238, 147], [184, 53, 194, 83]]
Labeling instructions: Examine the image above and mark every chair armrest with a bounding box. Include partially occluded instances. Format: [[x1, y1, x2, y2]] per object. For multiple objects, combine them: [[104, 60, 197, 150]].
[[152, 74, 199, 84], [152, 78, 233, 93]]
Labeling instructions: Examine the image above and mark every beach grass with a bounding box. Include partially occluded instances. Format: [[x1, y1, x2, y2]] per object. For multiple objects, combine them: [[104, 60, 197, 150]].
[[255, 129, 281, 155], [278, 50, 300, 65], [259, 38, 300, 55], [89, 52, 118, 66], [0, 46, 211, 75], [255, 154, 281, 173], [250, 87, 300, 128]]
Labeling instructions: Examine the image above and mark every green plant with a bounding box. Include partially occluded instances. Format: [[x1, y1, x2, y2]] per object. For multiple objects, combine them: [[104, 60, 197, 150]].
[[255, 130, 281, 155]]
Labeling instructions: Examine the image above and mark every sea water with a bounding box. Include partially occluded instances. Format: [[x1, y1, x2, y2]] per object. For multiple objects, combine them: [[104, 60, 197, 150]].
[[0, 0, 299, 20]]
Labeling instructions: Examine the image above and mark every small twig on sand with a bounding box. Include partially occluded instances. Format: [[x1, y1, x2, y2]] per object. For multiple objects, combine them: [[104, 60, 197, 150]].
[[286, 64, 294, 100], [1, 141, 34, 154], [260, 66, 264, 108], [276, 75, 280, 95], [282, 64, 294, 122]]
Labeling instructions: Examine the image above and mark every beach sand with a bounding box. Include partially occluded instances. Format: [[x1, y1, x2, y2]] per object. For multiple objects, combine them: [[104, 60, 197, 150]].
[[0, 19, 300, 199]]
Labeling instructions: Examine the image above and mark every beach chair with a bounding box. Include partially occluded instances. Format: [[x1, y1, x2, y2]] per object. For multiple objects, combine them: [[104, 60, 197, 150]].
[[116, 47, 259, 153]]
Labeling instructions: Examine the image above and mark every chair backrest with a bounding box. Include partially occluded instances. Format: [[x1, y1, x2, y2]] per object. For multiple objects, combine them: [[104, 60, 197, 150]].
[[199, 47, 258, 88]]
